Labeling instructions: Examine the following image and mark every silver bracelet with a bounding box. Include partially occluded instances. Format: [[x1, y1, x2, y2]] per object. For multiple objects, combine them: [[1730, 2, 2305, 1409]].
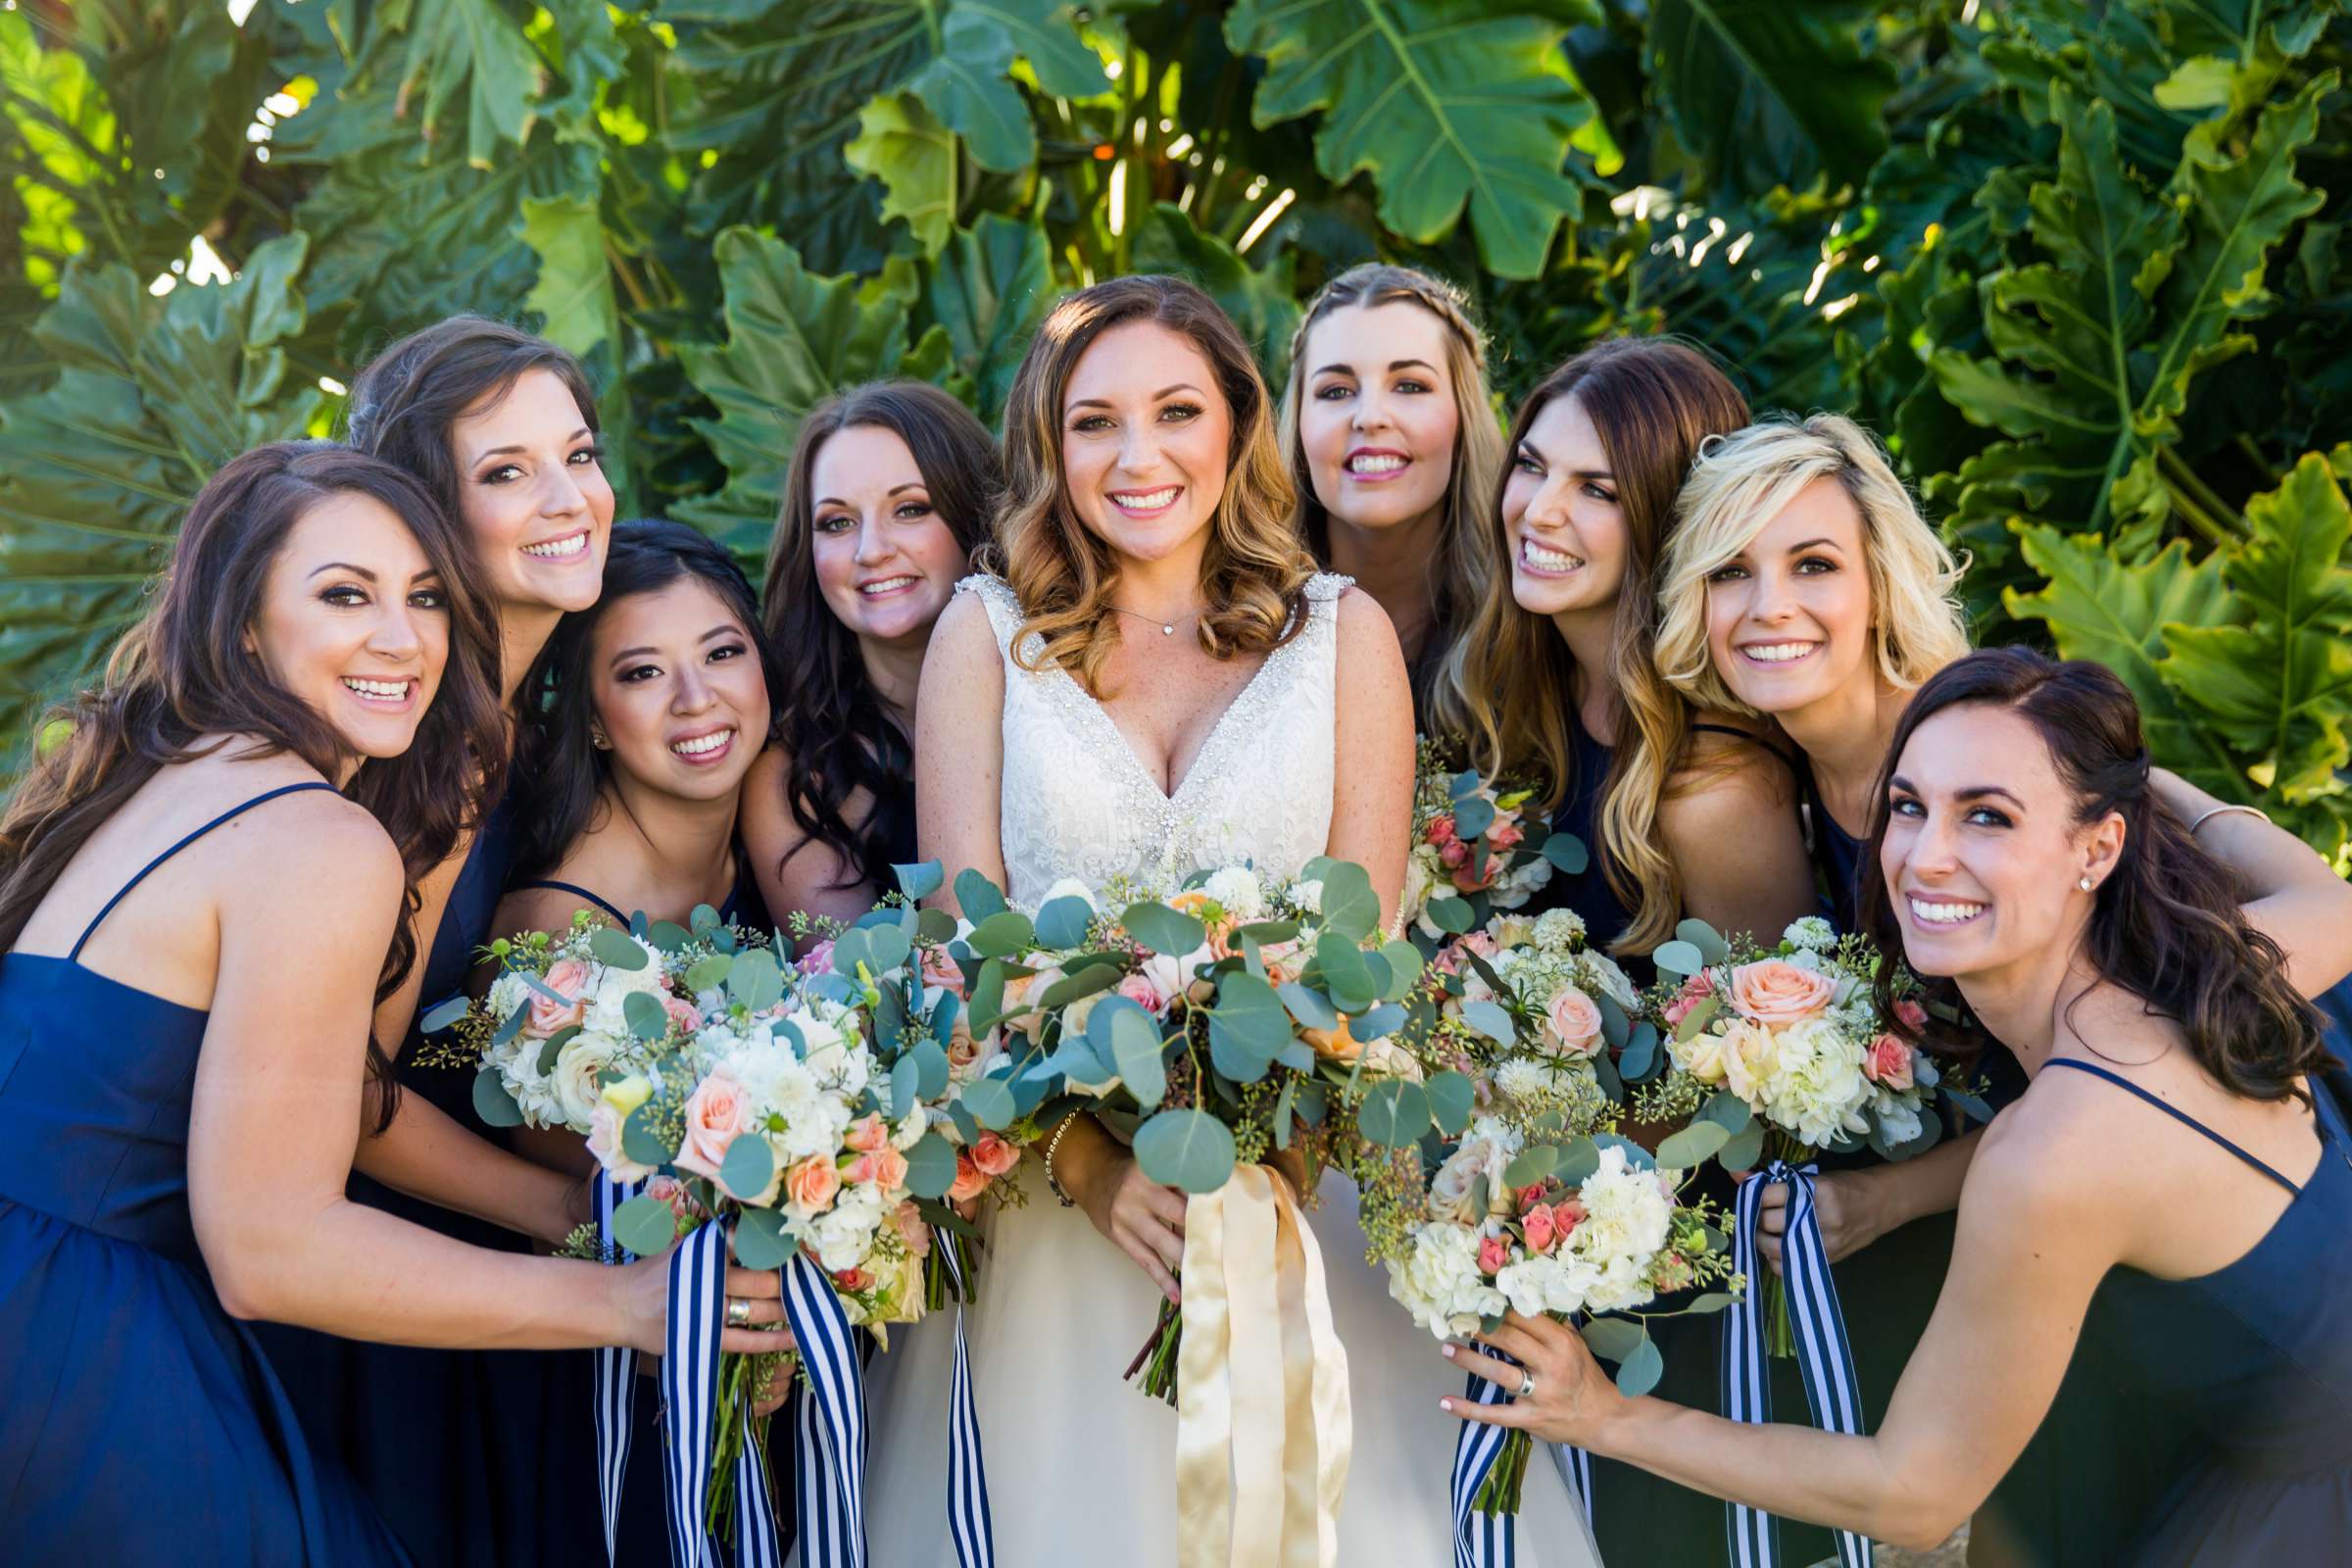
[[2187, 803, 2271, 834]]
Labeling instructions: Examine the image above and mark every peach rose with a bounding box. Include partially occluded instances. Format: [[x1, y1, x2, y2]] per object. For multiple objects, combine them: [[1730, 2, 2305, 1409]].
[[1727, 959, 1837, 1025], [1425, 814, 1459, 847], [1544, 985, 1604, 1057], [585, 1102, 655, 1185], [846, 1112, 891, 1153], [920, 942, 962, 990], [1521, 1204, 1558, 1255], [785, 1154, 841, 1213], [1001, 966, 1061, 1039], [672, 1068, 753, 1187], [1863, 1035, 1916, 1092], [969, 1131, 1021, 1179], [850, 1146, 910, 1192], [832, 1267, 872, 1293], [894, 1199, 932, 1258], [1551, 1198, 1587, 1242], [1303, 1015, 1368, 1062], [1477, 1235, 1510, 1277], [947, 1150, 991, 1203], [1116, 972, 1169, 1015], [661, 993, 703, 1033], [530, 956, 592, 1037], [1893, 998, 1929, 1034]]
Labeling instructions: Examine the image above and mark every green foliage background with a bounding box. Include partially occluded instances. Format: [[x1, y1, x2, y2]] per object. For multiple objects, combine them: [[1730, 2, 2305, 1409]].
[[4, 0, 2350, 856]]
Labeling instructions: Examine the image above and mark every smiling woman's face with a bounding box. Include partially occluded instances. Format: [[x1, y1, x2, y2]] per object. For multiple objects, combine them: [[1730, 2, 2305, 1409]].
[[1057, 318, 1234, 568], [586, 577, 769, 804], [807, 423, 968, 647], [447, 368, 615, 616], [1701, 476, 1874, 715], [1296, 300, 1460, 534]]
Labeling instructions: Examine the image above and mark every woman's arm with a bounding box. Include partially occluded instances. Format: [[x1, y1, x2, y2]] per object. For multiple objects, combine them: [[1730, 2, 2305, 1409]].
[[1442, 1111, 2118, 1549], [2152, 766, 2352, 997], [915, 592, 1008, 912], [1326, 589, 1414, 931], [740, 745, 884, 952], [188, 796, 782, 1353], [1657, 731, 1819, 948]]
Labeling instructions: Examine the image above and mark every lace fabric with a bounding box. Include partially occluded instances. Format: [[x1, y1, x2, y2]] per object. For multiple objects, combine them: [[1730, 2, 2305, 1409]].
[[961, 571, 1345, 905]]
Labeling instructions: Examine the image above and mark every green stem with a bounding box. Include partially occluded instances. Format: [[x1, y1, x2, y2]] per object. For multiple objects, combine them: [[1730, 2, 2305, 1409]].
[[2159, 444, 2245, 545]]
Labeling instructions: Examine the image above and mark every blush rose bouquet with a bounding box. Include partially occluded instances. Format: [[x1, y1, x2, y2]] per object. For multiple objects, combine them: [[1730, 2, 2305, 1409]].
[[1399, 743, 1582, 938]]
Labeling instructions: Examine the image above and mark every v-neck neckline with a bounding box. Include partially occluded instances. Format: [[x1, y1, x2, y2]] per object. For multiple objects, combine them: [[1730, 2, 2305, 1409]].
[[1055, 646, 1285, 806]]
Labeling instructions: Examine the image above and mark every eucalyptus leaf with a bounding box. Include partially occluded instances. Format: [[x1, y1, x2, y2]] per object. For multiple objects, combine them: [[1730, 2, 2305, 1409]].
[[1553, 1136, 1601, 1187], [1675, 919, 1733, 965], [1120, 901, 1207, 957], [1686, 1291, 1740, 1315], [1034, 895, 1095, 951], [1503, 1145, 1558, 1188], [912, 1038, 952, 1100], [1716, 1120, 1766, 1172], [1424, 1070, 1476, 1136], [1426, 896, 1474, 935], [1459, 1000, 1516, 1045], [472, 1067, 525, 1128], [684, 955, 732, 995], [727, 948, 784, 1012], [1356, 1078, 1432, 1148], [904, 1132, 959, 1200], [1379, 940, 1425, 999], [1038, 963, 1120, 1010], [1699, 1092, 1754, 1137], [1277, 982, 1340, 1031], [621, 1103, 670, 1168], [967, 910, 1037, 959], [647, 920, 692, 955], [612, 1194, 680, 1258], [1614, 1334, 1663, 1397], [588, 926, 650, 971], [1313, 861, 1381, 942], [1580, 1315, 1643, 1362], [1108, 1003, 1168, 1110], [960, 1076, 1017, 1131], [419, 995, 471, 1034], [1132, 1108, 1238, 1195], [1650, 940, 1706, 978], [890, 1054, 918, 1119], [719, 1136, 776, 1201], [1313, 932, 1378, 1013], [623, 989, 670, 1043], [1654, 1120, 1732, 1169], [1542, 833, 1590, 875], [955, 870, 1009, 922], [894, 859, 945, 902], [731, 1206, 794, 1270]]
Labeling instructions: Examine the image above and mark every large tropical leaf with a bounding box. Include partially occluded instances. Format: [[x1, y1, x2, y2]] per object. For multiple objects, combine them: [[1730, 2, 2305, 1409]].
[[1130, 203, 1300, 386], [1646, 0, 1899, 201], [2162, 453, 2352, 807], [1927, 75, 2330, 576], [2001, 522, 2240, 795], [845, 91, 957, 256], [0, 235, 323, 759], [333, 0, 543, 170], [922, 213, 1055, 427], [1223, 0, 1608, 280], [672, 227, 941, 555]]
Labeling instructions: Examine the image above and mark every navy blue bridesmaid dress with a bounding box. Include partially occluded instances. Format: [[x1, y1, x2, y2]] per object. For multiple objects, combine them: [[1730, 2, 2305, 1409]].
[[254, 795, 608, 1567], [0, 782, 411, 1564]]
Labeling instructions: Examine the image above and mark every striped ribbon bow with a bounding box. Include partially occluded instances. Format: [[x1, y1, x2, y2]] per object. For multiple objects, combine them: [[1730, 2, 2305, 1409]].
[[933, 1228, 996, 1568], [1447, 1352, 1594, 1568], [1722, 1160, 1872, 1568], [591, 1173, 645, 1563]]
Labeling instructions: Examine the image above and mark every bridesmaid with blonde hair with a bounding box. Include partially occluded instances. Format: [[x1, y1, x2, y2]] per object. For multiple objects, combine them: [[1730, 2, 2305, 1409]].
[[1277, 262, 1503, 720]]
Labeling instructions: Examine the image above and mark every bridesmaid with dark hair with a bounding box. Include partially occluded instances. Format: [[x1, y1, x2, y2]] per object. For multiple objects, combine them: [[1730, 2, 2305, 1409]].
[[741, 381, 1000, 937], [254, 315, 625, 1566], [0, 444, 783, 1563]]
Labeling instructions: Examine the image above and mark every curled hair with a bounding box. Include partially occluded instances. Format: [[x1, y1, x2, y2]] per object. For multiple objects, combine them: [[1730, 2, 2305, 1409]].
[[760, 382, 1000, 892], [1860, 648, 2326, 1105], [1434, 337, 1753, 954], [994, 274, 1315, 697], [1656, 413, 1970, 717], [0, 443, 509, 1128], [345, 312, 600, 559], [513, 518, 782, 882], [1277, 263, 1503, 710]]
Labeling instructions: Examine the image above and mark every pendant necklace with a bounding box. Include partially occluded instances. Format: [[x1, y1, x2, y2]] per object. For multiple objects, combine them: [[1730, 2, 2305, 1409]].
[[1109, 604, 1203, 638]]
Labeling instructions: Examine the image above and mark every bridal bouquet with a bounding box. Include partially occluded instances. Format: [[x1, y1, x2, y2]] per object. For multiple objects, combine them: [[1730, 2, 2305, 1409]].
[[1400, 744, 1579, 938], [1423, 906, 1642, 1121], [1386, 1115, 1737, 1517]]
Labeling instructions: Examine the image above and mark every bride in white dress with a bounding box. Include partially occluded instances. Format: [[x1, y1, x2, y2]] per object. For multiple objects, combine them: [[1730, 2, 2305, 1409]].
[[861, 274, 1601, 1567]]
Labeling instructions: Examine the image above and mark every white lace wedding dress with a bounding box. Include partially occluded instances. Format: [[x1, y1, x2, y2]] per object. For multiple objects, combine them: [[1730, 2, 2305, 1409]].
[[861, 573, 1600, 1567]]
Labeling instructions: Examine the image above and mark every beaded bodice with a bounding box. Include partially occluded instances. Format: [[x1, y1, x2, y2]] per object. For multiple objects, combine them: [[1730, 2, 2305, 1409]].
[[966, 572, 1345, 907]]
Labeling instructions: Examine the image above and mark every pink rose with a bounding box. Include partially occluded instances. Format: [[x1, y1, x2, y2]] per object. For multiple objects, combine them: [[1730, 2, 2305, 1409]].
[[832, 1267, 872, 1293], [1116, 972, 1169, 1015], [647, 1174, 700, 1223], [661, 993, 703, 1033], [969, 1131, 1021, 1179], [1551, 1198, 1587, 1242], [1863, 1034, 1917, 1092], [947, 1151, 990, 1204], [673, 1068, 753, 1189], [796, 939, 836, 977], [1727, 959, 1838, 1025], [894, 1200, 932, 1258], [1661, 971, 1716, 1028], [1893, 999, 1928, 1034], [849, 1146, 910, 1191], [530, 956, 592, 1037], [1440, 838, 1471, 872], [1487, 818, 1525, 852], [1522, 1204, 1558, 1255], [1544, 985, 1604, 1057], [846, 1112, 891, 1153], [1425, 814, 1459, 847], [1477, 1235, 1511, 1277], [785, 1154, 841, 1213], [1435, 930, 1498, 978], [1515, 1184, 1548, 1211], [920, 943, 962, 990]]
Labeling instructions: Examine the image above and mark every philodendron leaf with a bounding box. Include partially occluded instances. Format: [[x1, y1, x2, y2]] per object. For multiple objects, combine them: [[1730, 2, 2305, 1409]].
[[1133, 1108, 1238, 1195], [1647, 0, 1897, 200], [1224, 0, 1607, 278], [844, 91, 956, 254], [924, 213, 1054, 426]]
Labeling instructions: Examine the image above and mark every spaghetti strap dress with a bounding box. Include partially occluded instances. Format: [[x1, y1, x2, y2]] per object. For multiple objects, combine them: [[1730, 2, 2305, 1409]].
[[0, 782, 411, 1564], [2036, 1057, 2352, 1565], [253, 794, 610, 1567]]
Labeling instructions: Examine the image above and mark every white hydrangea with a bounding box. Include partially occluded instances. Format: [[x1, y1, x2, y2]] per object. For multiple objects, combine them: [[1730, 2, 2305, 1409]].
[[1565, 1146, 1675, 1273], [1290, 878, 1324, 915], [1532, 908, 1586, 953], [1202, 866, 1265, 922], [1387, 1221, 1507, 1339], [1783, 916, 1838, 953], [1760, 1016, 1872, 1149], [486, 971, 534, 1022], [583, 952, 666, 1038]]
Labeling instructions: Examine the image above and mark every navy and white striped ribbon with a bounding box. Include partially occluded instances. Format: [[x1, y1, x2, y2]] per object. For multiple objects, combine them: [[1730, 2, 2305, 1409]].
[[592, 1173, 644, 1564], [1722, 1160, 1872, 1568], [1449, 1351, 1597, 1568], [780, 1248, 869, 1568], [935, 1229, 996, 1568]]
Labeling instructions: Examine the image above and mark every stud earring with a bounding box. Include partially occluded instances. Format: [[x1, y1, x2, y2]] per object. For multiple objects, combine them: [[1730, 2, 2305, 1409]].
[[2078, 875, 2094, 892], [591, 727, 612, 751]]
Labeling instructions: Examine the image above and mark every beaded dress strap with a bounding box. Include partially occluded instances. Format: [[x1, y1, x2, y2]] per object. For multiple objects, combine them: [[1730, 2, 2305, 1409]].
[[71, 781, 342, 960], [510, 879, 629, 926], [2041, 1057, 2304, 1196]]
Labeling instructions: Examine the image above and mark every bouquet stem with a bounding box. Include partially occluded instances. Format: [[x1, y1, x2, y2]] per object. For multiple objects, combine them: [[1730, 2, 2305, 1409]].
[[1758, 1131, 1809, 1360], [705, 1348, 795, 1542], [1124, 1296, 1182, 1405], [1472, 1427, 1531, 1517]]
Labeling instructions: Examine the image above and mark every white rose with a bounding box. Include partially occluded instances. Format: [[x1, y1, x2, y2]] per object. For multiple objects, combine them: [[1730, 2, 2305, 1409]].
[[549, 1030, 624, 1129]]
